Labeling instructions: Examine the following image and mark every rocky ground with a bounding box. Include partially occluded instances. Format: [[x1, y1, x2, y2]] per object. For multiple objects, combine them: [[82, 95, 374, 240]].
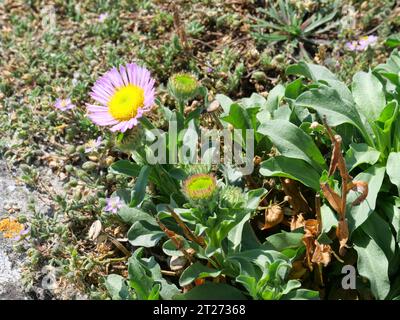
[[0, 160, 29, 299], [0, 241, 26, 299], [0, 160, 61, 299]]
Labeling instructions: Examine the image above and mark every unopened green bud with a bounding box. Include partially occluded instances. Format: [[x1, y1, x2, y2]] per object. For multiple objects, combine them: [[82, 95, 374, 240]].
[[183, 173, 217, 201], [251, 71, 267, 82], [168, 73, 199, 102], [82, 161, 97, 171], [65, 145, 76, 155], [219, 186, 245, 208]]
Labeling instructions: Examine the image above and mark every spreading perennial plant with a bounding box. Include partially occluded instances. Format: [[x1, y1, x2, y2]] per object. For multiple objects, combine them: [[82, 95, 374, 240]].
[[36, 34, 400, 300]]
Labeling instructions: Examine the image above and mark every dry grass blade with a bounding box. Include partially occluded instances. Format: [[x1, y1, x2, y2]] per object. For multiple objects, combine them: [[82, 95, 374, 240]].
[[171, 3, 189, 50]]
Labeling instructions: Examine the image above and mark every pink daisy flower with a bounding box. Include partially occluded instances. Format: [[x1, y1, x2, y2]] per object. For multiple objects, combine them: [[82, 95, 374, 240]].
[[345, 35, 378, 52], [104, 196, 123, 214], [54, 98, 75, 111], [345, 41, 358, 51], [13, 226, 30, 241], [98, 13, 109, 22], [357, 35, 378, 51], [86, 63, 155, 133], [85, 136, 103, 153]]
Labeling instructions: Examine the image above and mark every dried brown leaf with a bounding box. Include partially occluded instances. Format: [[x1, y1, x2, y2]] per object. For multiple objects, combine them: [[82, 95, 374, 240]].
[[290, 213, 305, 231], [281, 178, 311, 214], [336, 219, 349, 256], [350, 181, 369, 206], [320, 182, 342, 214], [311, 241, 332, 267], [304, 219, 319, 238], [289, 260, 307, 279], [302, 219, 320, 270], [260, 204, 284, 230]]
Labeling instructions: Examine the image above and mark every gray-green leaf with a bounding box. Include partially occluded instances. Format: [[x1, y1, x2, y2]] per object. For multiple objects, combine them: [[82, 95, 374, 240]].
[[295, 86, 372, 145], [260, 156, 321, 190], [353, 229, 390, 299], [345, 143, 381, 172], [347, 165, 386, 232], [179, 262, 222, 286], [352, 71, 386, 122], [127, 220, 164, 248], [387, 152, 400, 194], [258, 119, 326, 172], [105, 274, 130, 300]]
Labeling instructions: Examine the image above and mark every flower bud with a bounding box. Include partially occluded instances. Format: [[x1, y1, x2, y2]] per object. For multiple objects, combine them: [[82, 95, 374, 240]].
[[168, 73, 199, 102], [183, 173, 217, 201], [219, 186, 245, 208], [82, 161, 97, 171]]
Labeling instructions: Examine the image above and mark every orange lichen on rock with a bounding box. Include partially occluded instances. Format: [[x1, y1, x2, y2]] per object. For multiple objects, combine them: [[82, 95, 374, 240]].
[[0, 218, 24, 239]]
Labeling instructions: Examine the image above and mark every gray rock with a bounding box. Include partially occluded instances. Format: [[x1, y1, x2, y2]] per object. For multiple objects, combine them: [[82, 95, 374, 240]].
[[0, 239, 27, 300], [0, 160, 29, 299]]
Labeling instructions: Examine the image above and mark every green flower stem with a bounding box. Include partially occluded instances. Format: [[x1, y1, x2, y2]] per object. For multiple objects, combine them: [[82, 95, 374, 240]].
[[153, 164, 185, 204], [178, 99, 185, 117], [139, 116, 155, 130]]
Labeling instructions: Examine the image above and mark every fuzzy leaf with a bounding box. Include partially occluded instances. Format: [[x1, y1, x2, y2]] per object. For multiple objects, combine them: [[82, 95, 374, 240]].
[[347, 165, 385, 232], [179, 262, 222, 286], [258, 119, 326, 172], [127, 220, 164, 248], [345, 143, 381, 172], [295, 86, 372, 145], [353, 229, 390, 300], [110, 160, 141, 177], [386, 152, 400, 194], [352, 71, 386, 121], [105, 274, 130, 300], [260, 156, 321, 190]]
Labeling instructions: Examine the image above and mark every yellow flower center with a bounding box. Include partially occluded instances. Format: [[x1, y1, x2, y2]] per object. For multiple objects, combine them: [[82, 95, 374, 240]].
[[108, 85, 145, 121]]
